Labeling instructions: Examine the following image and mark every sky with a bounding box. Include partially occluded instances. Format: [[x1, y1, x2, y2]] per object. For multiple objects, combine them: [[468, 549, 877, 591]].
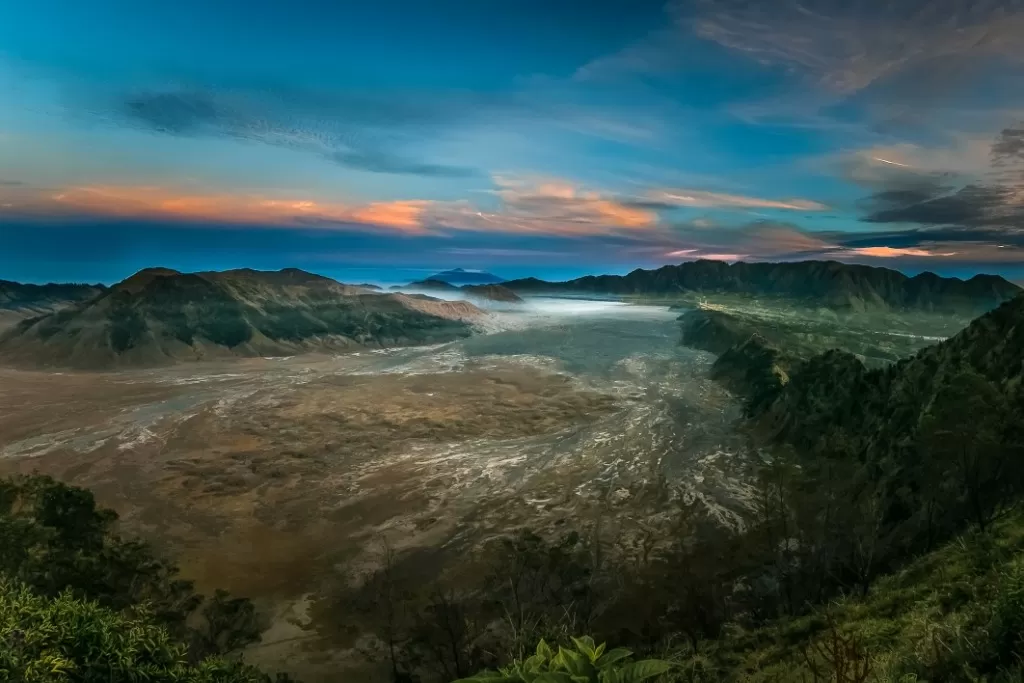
[[2, 0, 1024, 284]]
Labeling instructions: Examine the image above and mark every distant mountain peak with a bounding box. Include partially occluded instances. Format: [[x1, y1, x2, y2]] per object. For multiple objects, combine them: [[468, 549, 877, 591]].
[[117, 267, 183, 294], [134, 267, 181, 276], [425, 268, 504, 285], [408, 278, 460, 290]]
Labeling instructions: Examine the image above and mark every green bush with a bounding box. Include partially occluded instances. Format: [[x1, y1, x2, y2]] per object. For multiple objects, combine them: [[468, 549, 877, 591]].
[[0, 475, 261, 660], [989, 559, 1024, 665], [0, 577, 271, 683], [453, 636, 672, 683]]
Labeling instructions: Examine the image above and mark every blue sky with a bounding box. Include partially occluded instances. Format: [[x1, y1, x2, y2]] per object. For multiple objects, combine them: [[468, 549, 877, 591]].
[[2, 0, 1024, 283]]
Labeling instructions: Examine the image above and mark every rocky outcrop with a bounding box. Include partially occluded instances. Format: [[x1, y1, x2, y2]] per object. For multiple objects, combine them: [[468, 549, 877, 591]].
[[390, 293, 485, 322], [710, 334, 795, 416], [679, 308, 763, 356]]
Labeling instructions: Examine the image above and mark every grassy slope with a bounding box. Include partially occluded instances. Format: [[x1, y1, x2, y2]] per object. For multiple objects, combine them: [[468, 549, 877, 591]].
[[677, 512, 1024, 682], [665, 296, 1024, 681]]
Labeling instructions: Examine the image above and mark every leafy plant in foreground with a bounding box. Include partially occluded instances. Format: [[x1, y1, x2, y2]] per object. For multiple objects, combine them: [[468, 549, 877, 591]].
[[453, 636, 672, 683], [0, 474, 261, 661], [0, 577, 272, 683]]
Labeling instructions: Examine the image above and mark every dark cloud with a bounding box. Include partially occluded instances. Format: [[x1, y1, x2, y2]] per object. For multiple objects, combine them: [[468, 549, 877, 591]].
[[0, 180, 24, 187], [838, 226, 1024, 250], [853, 173, 955, 215], [124, 92, 221, 135], [654, 218, 1024, 265], [327, 150, 474, 178], [863, 187, 950, 208], [992, 124, 1024, 165], [835, 150, 958, 192], [119, 87, 478, 177], [862, 184, 1018, 226], [854, 121, 1024, 231]]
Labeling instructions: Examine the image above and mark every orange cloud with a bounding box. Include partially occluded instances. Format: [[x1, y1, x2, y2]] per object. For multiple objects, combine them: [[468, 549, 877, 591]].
[[2, 184, 433, 233], [2, 177, 658, 237], [351, 201, 432, 230], [475, 176, 658, 233], [666, 250, 743, 261], [588, 198, 655, 228], [843, 246, 958, 258]]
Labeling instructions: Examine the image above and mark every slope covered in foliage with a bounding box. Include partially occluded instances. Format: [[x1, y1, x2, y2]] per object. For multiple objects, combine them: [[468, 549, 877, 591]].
[[0, 474, 289, 682], [756, 293, 1024, 530], [455, 514, 1024, 683]]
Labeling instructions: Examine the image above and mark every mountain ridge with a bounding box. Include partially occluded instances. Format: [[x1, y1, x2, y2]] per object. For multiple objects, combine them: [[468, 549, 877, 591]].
[[0, 279, 107, 311], [505, 259, 1020, 314], [0, 268, 482, 369], [0, 280, 108, 332]]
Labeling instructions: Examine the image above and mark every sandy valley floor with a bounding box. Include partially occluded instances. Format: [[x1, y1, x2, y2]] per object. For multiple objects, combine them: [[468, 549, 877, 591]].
[[0, 302, 751, 681]]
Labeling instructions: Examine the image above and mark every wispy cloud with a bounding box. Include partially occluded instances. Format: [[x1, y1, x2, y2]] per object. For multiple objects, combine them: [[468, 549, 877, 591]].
[[836, 126, 1024, 231], [645, 218, 1007, 265], [993, 123, 1024, 165], [836, 141, 994, 186], [572, 0, 1024, 152], [645, 188, 828, 211], [0, 184, 436, 232], [425, 176, 659, 235], [0, 176, 663, 237], [691, 0, 1024, 94], [118, 88, 478, 177]]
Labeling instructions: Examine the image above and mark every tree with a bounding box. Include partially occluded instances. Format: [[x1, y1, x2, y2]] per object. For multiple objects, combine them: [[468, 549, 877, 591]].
[[190, 590, 263, 662], [0, 577, 274, 683], [919, 370, 1017, 533], [0, 475, 262, 660], [482, 530, 596, 661], [407, 586, 486, 682]]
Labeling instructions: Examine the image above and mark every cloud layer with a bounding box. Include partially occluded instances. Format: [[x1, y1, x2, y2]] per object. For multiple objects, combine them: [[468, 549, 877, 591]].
[[692, 0, 1024, 93], [0, 177, 661, 236], [3, 0, 1024, 278], [119, 88, 477, 177]]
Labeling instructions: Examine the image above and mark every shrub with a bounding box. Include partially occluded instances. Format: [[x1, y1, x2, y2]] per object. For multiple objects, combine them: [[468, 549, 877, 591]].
[[0, 577, 271, 683], [453, 636, 673, 683]]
